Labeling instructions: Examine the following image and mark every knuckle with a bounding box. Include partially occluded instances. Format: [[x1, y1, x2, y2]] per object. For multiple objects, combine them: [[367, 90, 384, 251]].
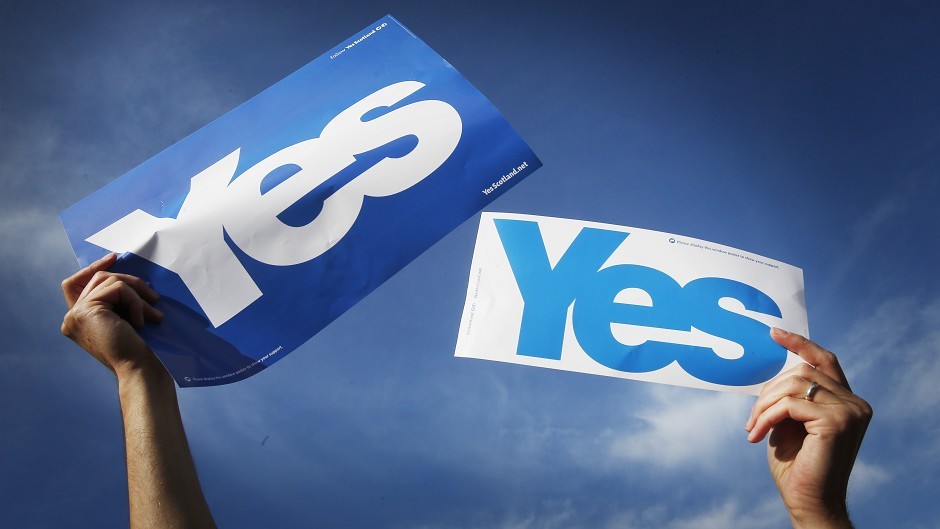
[[785, 373, 809, 391], [853, 398, 874, 420], [819, 350, 838, 367], [109, 278, 129, 292], [796, 363, 816, 377], [830, 413, 853, 431], [61, 313, 76, 337]]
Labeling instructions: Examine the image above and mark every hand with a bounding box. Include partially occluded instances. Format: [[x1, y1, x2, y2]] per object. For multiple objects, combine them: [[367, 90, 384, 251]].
[[61, 253, 165, 378], [745, 328, 872, 528], [63, 254, 217, 528]]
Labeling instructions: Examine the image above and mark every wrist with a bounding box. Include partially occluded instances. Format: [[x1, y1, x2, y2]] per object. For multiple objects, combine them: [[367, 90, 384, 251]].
[[115, 356, 173, 393], [789, 503, 853, 529]]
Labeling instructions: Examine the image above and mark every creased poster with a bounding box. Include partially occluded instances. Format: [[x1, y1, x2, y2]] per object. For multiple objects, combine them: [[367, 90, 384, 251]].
[[61, 15, 542, 387], [455, 213, 807, 394]]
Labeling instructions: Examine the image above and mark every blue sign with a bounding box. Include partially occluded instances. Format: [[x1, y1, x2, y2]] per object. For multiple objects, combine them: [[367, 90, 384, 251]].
[[61, 16, 542, 386]]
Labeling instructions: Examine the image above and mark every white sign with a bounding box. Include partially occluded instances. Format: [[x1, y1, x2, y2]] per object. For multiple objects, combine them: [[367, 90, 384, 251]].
[[455, 213, 808, 394]]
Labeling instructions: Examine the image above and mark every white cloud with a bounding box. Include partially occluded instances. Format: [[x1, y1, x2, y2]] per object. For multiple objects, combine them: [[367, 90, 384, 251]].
[[890, 300, 940, 415], [410, 496, 789, 529], [848, 457, 891, 497], [606, 386, 752, 471], [476, 501, 578, 529], [411, 501, 594, 529], [835, 295, 940, 419], [509, 496, 790, 529], [663, 496, 785, 529], [0, 206, 73, 269], [816, 175, 922, 301]]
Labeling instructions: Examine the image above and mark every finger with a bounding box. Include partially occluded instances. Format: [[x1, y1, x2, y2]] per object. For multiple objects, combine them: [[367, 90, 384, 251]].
[[747, 393, 827, 443], [770, 327, 849, 390], [90, 275, 164, 323], [123, 285, 146, 329], [78, 270, 119, 305], [760, 361, 851, 402], [94, 281, 147, 328], [102, 273, 159, 303], [77, 268, 159, 304], [143, 301, 164, 322], [745, 364, 843, 431], [61, 252, 116, 308], [747, 374, 811, 432]]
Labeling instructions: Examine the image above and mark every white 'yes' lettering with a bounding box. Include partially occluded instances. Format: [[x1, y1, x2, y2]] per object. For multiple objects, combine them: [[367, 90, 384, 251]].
[[87, 81, 463, 327]]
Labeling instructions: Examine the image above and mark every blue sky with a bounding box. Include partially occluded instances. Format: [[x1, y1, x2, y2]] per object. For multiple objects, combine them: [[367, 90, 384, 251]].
[[2, 1, 938, 528]]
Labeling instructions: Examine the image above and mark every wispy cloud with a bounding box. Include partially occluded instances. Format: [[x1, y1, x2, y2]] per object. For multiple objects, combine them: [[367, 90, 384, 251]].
[[0, 5, 256, 351], [819, 185, 911, 301], [606, 386, 752, 471], [409, 495, 788, 529], [0, 205, 72, 269], [848, 457, 891, 496], [661, 496, 785, 529], [828, 293, 940, 510], [417, 500, 580, 529], [836, 295, 940, 419]]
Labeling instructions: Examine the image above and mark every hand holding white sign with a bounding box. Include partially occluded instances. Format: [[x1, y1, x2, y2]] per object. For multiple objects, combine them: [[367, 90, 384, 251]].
[[747, 328, 872, 529]]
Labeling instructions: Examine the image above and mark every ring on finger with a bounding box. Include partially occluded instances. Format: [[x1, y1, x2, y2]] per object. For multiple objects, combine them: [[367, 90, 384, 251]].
[[804, 381, 820, 401]]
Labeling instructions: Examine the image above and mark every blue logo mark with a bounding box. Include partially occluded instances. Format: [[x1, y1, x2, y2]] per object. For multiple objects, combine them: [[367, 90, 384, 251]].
[[494, 219, 787, 386]]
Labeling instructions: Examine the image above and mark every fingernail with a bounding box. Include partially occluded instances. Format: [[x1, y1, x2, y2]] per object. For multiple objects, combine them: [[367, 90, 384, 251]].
[[771, 327, 789, 337], [155, 309, 165, 320]]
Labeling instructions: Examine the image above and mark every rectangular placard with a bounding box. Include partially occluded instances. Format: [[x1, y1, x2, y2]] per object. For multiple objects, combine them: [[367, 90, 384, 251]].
[[61, 16, 541, 386], [455, 213, 807, 394]]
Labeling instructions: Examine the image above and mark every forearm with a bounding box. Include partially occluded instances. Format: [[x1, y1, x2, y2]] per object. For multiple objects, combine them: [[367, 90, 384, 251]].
[[117, 360, 217, 529]]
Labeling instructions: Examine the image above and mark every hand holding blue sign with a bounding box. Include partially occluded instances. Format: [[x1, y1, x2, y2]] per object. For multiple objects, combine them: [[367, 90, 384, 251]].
[[61, 255, 217, 528], [61, 252, 164, 377], [747, 328, 872, 529], [61, 16, 542, 386]]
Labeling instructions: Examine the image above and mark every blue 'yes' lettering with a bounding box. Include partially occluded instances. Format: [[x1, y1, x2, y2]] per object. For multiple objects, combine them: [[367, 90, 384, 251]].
[[494, 219, 787, 386]]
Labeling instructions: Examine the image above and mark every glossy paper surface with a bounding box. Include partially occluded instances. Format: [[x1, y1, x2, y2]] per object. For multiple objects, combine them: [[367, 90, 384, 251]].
[[61, 16, 541, 386], [456, 213, 807, 394]]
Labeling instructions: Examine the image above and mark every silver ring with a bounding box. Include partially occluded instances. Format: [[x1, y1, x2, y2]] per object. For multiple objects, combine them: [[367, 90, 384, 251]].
[[805, 381, 820, 401]]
